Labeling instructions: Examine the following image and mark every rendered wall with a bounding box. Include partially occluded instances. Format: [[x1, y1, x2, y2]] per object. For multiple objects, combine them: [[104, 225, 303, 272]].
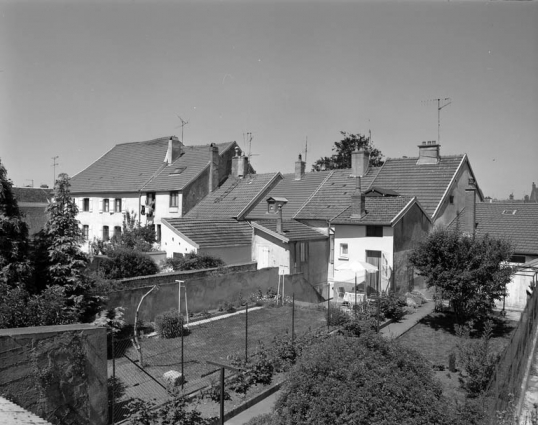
[[106, 267, 323, 324], [0, 324, 107, 425], [202, 246, 252, 265], [252, 231, 290, 272], [393, 203, 431, 293]]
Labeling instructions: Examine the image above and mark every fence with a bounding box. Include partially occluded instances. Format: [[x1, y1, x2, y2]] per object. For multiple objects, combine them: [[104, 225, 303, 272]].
[[483, 285, 538, 422], [108, 296, 328, 423]]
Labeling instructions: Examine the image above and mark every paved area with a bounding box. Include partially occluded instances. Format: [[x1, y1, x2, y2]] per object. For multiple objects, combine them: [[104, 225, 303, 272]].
[[225, 301, 436, 424]]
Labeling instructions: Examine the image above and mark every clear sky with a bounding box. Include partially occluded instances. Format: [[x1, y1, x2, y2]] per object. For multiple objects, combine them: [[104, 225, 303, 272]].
[[1, 0, 537, 200]]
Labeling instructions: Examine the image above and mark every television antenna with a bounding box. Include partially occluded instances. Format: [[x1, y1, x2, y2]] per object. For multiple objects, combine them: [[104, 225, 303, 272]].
[[175, 115, 189, 143], [422, 98, 451, 144], [304, 136, 308, 164], [51, 156, 59, 186], [243, 132, 259, 177], [25, 179, 34, 188]]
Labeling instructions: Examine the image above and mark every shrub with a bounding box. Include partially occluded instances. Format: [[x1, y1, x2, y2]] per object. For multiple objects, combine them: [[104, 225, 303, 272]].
[[273, 334, 454, 424], [99, 247, 159, 279], [160, 252, 225, 272], [155, 309, 188, 339], [379, 293, 407, 321], [327, 303, 350, 326]]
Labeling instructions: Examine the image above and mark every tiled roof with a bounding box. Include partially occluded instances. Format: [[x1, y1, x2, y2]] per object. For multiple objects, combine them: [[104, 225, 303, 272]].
[[12, 187, 52, 204], [162, 218, 252, 249], [368, 155, 465, 218], [246, 171, 331, 220], [185, 173, 281, 219], [252, 220, 328, 242], [331, 196, 416, 225], [474, 203, 538, 256], [294, 167, 380, 221], [70, 136, 234, 193]]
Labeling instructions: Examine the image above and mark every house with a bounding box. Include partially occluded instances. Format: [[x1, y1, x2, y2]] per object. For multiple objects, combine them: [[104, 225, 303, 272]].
[[70, 136, 245, 250], [450, 194, 538, 310], [12, 187, 53, 236]]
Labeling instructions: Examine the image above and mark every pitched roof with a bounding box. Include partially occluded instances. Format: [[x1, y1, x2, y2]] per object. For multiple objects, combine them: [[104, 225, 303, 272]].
[[331, 196, 418, 226], [70, 136, 234, 194], [251, 220, 328, 242], [12, 187, 52, 204], [185, 173, 281, 219], [294, 167, 379, 221], [246, 171, 331, 220], [474, 203, 538, 256], [162, 218, 252, 249], [368, 155, 467, 218]]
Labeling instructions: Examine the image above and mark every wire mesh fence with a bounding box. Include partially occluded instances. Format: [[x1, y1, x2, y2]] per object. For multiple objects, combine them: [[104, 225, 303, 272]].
[[483, 287, 538, 422], [108, 297, 328, 423]]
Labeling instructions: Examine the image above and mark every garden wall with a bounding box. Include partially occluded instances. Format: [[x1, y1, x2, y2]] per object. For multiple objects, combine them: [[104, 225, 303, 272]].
[[0, 324, 107, 425], [107, 267, 324, 324]]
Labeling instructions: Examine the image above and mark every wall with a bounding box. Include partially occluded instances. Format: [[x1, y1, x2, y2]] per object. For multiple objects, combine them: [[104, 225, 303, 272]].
[[0, 324, 107, 425], [294, 239, 329, 291], [182, 167, 211, 216], [252, 231, 290, 272], [106, 267, 323, 324], [160, 221, 199, 257], [140, 191, 183, 224], [495, 261, 538, 311], [202, 245, 252, 265], [393, 203, 431, 293]]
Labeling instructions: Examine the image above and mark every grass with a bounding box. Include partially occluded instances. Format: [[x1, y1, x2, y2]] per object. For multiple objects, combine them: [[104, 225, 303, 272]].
[[109, 304, 327, 421], [398, 310, 519, 408]]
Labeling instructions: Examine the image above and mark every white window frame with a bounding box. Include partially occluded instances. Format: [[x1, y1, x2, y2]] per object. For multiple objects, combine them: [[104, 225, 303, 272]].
[[339, 243, 349, 259]]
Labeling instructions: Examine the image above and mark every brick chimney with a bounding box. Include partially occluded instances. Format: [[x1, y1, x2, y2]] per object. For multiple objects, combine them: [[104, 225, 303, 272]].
[[351, 148, 370, 177], [231, 146, 249, 179], [295, 154, 306, 180], [209, 144, 220, 192], [417, 141, 440, 165], [350, 176, 365, 219], [464, 186, 476, 236], [164, 136, 183, 165]]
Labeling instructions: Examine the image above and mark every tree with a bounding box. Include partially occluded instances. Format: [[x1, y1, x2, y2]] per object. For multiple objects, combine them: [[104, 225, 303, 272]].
[[409, 227, 514, 323], [0, 159, 31, 286], [311, 132, 384, 172], [112, 211, 156, 252], [44, 173, 88, 289], [266, 333, 453, 425]]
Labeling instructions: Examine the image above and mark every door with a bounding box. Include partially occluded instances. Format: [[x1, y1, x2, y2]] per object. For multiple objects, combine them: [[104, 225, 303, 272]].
[[365, 250, 382, 294], [258, 246, 270, 269]]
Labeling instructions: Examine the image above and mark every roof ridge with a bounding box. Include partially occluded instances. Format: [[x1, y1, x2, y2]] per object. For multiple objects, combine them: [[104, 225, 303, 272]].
[[71, 143, 117, 181], [293, 170, 335, 219], [115, 136, 172, 146], [367, 159, 387, 190]]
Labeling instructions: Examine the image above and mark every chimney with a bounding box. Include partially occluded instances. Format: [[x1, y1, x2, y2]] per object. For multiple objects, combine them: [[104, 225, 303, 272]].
[[277, 204, 284, 234], [464, 186, 476, 236], [164, 136, 183, 165], [295, 154, 306, 180], [350, 176, 365, 219], [417, 141, 440, 165], [231, 146, 249, 179], [209, 144, 220, 192], [351, 148, 370, 177]]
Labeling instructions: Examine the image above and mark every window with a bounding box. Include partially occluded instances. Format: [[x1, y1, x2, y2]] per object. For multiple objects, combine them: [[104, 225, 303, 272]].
[[83, 198, 90, 212], [82, 225, 89, 240], [170, 191, 179, 208], [114, 226, 122, 237], [103, 226, 109, 241], [366, 226, 383, 237], [115, 198, 122, 213], [449, 195, 454, 204], [339, 243, 349, 259], [156, 224, 161, 243], [510, 255, 526, 264], [103, 199, 109, 213]]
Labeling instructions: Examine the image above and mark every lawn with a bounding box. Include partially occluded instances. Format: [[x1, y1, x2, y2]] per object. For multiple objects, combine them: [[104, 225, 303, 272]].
[[398, 311, 519, 407], [109, 304, 327, 422]]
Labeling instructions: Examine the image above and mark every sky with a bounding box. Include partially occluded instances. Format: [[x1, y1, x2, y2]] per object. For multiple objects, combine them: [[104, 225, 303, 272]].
[[1, 0, 537, 200]]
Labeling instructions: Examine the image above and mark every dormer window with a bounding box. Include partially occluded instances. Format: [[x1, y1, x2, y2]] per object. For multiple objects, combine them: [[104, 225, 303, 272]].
[[266, 196, 288, 214]]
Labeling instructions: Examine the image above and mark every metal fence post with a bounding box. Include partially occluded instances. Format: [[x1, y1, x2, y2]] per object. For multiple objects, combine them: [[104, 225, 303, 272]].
[[245, 302, 248, 363], [292, 293, 295, 346], [327, 284, 330, 332], [111, 331, 115, 425], [181, 324, 184, 390]]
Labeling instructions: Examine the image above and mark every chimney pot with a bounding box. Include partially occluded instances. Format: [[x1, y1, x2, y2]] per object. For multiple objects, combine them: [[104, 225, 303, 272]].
[[351, 147, 370, 177], [295, 154, 306, 180], [231, 147, 249, 178]]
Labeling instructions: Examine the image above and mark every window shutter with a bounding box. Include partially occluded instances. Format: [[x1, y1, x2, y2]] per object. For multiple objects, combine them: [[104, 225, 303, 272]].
[[78, 198, 83, 211], [99, 199, 103, 213], [89, 199, 93, 213], [121, 198, 127, 213], [89, 225, 93, 240]]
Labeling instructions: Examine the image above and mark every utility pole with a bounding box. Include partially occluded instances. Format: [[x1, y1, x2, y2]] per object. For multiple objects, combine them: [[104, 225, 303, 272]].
[[51, 156, 59, 186], [422, 98, 451, 144]]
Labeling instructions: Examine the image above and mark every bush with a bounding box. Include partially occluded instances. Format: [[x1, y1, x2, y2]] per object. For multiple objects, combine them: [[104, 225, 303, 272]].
[[327, 303, 350, 326], [379, 293, 407, 321], [160, 252, 225, 272], [99, 247, 159, 279], [273, 334, 454, 424], [155, 309, 188, 339]]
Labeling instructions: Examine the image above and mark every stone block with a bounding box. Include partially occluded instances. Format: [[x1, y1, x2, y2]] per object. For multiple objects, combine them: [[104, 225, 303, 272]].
[[163, 370, 185, 387]]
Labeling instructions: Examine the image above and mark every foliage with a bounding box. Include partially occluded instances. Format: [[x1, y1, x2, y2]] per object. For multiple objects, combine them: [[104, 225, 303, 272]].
[[409, 227, 514, 323], [106, 211, 156, 252], [0, 159, 31, 287], [92, 307, 126, 334], [379, 293, 407, 320], [159, 390, 213, 425], [126, 398, 158, 425], [272, 333, 453, 425], [327, 303, 351, 326], [99, 247, 159, 279], [245, 413, 279, 425], [228, 343, 274, 394], [155, 309, 188, 339], [311, 132, 384, 171], [161, 252, 225, 272], [456, 320, 501, 397]]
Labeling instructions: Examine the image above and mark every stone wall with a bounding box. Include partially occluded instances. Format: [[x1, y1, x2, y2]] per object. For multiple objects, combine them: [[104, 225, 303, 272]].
[[0, 324, 107, 425]]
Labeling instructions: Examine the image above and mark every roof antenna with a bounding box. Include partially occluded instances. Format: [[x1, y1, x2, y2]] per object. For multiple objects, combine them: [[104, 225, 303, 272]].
[[51, 156, 59, 186], [245, 132, 259, 179], [176, 115, 189, 143], [305, 136, 308, 165], [422, 98, 451, 144]]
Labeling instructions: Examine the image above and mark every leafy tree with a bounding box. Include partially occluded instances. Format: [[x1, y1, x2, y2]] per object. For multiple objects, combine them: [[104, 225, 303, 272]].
[[45, 173, 88, 289], [312, 132, 384, 171], [99, 247, 158, 279], [0, 159, 31, 286], [265, 333, 452, 425], [109, 211, 156, 252], [409, 227, 514, 323]]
